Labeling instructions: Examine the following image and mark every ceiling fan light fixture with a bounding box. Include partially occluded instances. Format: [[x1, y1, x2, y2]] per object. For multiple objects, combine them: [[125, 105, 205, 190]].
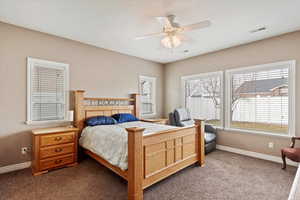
[[161, 35, 181, 48], [135, 15, 211, 49]]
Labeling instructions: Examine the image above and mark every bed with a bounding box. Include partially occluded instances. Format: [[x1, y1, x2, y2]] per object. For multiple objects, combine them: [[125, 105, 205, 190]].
[[74, 90, 205, 200]]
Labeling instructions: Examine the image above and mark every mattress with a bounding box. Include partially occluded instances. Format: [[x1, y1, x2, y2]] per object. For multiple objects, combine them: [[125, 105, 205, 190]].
[[79, 121, 177, 170]]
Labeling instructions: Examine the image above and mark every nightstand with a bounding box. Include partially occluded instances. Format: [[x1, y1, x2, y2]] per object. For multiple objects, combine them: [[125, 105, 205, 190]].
[[141, 118, 169, 125], [31, 127, 79, 176]]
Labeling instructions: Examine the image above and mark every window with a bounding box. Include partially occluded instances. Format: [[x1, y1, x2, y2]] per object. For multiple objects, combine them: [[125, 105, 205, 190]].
[[225, 61, 295, 136], [27, 57, 69, 124], [139, 76, 156, 116], [182, 71, 223, 127]]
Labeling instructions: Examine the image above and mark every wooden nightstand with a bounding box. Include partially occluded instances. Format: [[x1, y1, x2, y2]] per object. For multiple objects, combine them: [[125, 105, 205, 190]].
[[31, 127, 79, 176], [141, 118, 169, 125]]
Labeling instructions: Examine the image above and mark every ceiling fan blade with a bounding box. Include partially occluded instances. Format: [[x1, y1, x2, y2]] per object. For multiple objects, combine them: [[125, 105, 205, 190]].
[[182, 20, 211, 32], [135, 32, 166, 40]]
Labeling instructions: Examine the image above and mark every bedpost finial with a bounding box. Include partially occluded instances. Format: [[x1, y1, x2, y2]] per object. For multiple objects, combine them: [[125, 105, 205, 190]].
[[126, 127, 145, 132]]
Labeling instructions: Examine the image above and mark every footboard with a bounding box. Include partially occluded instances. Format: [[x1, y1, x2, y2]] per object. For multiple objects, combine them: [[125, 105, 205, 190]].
[[126, 119, 205, 200]]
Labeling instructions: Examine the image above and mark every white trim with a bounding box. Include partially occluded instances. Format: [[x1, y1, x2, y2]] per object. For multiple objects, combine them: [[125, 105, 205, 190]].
[[225, 70, 231, 128], [27, 57, 70, 124], [216, 145, 299, 167], [139, 75, 157, 116], [181, 71, 224, 80], [288, 62, 296, 137], [181, 71, 224, 127], [225, 60, 295, 74], [0, 161, 31, 174], [288, 165, 300, 200], [225, 60, 296, 137]]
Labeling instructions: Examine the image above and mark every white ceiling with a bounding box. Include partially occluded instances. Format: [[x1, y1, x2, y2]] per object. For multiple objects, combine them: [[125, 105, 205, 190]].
[[1, 0, 300, 63]]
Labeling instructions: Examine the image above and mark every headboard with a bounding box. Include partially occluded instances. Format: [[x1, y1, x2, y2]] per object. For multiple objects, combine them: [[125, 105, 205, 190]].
[[74, 90, 140, 133]]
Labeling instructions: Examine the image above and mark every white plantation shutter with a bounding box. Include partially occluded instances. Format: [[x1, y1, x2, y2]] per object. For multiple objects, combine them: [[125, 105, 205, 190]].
[[227, 61, 295, 135], [182, 71, 223, 127], [27, 58, 69, 123]]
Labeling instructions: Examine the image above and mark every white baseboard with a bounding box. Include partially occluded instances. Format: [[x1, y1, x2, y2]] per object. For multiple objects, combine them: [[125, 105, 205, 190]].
[[0, 161, 31, 174], [216, 145, 299, 167]]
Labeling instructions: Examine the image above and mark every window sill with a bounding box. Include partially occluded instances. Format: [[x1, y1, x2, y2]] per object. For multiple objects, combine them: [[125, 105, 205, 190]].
[[25, 120, 71, 125], [218, 127, 293, 138]]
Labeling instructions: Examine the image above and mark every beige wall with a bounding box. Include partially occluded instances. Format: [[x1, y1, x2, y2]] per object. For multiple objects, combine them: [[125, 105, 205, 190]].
[[165, 31, 300, 157], [1, 20, 300, 167], [0, 22, 164, 166]]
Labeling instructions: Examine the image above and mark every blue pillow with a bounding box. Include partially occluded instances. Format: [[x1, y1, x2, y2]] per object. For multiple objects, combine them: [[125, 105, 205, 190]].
[[86, 116, 117, 126], [112, 113, 139, 123]]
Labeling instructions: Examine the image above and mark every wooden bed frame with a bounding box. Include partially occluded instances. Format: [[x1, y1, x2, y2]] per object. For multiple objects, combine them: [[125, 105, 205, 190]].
[[74, 90, 205, 200]]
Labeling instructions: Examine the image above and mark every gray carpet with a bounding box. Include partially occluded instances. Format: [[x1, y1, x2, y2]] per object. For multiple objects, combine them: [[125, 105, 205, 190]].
[[0, 150, 297, 200]]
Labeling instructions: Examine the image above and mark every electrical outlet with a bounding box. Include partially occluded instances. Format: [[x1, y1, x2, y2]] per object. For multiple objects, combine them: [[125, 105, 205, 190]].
[[268, 142, 274, 149], [21, 147, 31, 155]]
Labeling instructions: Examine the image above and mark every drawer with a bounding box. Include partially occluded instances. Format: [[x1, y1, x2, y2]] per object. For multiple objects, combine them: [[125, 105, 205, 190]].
[[40, 143, 75, 159], [39, 154, 74, 171], [40, 132, 75, 147]]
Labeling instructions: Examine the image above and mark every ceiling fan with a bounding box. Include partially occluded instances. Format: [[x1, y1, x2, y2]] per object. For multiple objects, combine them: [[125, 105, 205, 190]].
[[135, 15, 211, 49]]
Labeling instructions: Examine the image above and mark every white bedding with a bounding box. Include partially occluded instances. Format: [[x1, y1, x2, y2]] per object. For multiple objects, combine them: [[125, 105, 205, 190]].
[[79, 121, 177, 170]]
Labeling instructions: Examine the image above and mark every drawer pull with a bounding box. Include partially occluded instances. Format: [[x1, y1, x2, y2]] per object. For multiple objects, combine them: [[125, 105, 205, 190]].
[[55, 148, 63, 152], [54, 136, 62, 141], [54, 159, 63, 164]]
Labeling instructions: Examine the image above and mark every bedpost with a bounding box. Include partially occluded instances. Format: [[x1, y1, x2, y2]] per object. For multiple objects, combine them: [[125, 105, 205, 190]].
[[74, 90, 85, 132], [131, 93, 140, 118], [126, 127, 145, 200], [194, 119, 205, 166]]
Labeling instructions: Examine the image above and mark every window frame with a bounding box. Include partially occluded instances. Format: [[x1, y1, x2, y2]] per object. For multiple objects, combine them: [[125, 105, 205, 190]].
[[139, 75, 156, 117], [26, 57, 70, 125], [225, 60, 296, 137], [181, 71, 224, 128]]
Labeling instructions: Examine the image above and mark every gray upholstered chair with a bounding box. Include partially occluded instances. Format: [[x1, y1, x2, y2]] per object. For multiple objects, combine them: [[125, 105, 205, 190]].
[[174, 108, 195, 127], [169, 108, 217, 154]]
